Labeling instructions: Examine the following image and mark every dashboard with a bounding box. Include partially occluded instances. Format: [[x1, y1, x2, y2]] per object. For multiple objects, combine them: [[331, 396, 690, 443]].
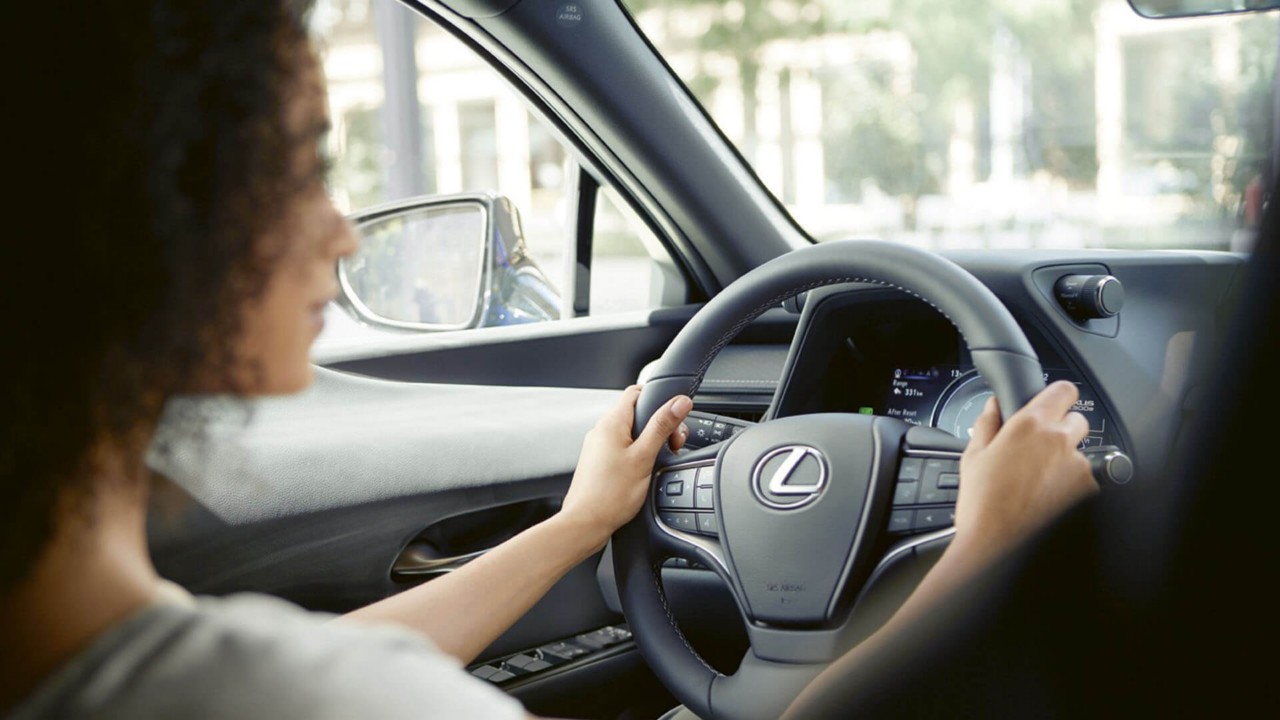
[[761, 290, 1124, 455], [683, 250, 1248, 492]]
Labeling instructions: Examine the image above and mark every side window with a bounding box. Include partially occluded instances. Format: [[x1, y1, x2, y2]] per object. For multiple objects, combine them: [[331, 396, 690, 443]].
[[311, 0, 685, 350], [592, 187, 686, 315]]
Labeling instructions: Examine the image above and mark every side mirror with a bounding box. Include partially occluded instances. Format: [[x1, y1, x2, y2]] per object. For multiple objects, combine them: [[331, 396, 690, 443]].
[[1126, 0, 1280, 18], [337, 193, 560, 332]]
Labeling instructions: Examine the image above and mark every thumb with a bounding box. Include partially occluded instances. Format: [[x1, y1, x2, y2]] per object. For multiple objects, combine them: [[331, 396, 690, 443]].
[[966, 396, 1001, 452], [635, 395, 693, 456]]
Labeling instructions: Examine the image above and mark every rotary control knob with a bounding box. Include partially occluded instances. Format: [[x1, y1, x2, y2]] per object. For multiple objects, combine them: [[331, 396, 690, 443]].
[[1055, 274, 1125, 320], [1083, 446, 1134, 485]]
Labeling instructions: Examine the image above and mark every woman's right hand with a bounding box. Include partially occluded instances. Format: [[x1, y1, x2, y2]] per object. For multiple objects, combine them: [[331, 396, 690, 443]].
[[955, 380, 1099, 553]]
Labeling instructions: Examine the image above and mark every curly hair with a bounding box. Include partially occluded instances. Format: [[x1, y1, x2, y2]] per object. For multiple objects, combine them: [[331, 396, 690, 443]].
[[1, 0, 317, 592]]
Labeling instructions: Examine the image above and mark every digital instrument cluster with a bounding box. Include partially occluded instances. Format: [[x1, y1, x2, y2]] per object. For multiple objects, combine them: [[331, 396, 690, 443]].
[[880, 366, 1117, 448]]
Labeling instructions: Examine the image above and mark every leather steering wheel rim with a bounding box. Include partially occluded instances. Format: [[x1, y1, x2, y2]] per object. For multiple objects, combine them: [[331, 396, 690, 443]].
[[615, 240, 1044, 719]]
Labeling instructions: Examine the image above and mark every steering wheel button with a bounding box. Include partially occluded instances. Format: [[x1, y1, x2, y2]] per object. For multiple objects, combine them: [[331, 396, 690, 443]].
[[918, 485, 947, 504], [893, 482, 919, 506], [694, 485, 714, 509], [922, 458, 948, 485], [938, 472, 960, 489], [657, 468, 698, 509], [657, 482, 694, 509], [888, 509, 913, 533], [913, 508, 951, 530], [696, 512, 718, 535], [670, 467, 698, 484], [898, 458, 923, 481], [659, 511, 697, 533], [695, 465, 716, 487]]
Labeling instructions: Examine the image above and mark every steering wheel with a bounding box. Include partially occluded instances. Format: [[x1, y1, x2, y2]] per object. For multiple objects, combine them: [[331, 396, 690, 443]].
[[615, 240, 1044, 720]]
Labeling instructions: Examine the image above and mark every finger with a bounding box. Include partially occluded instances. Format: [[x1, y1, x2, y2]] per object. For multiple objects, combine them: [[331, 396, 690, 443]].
[[1062, 410, 1090, 445], [603, 384, 643, 430], [635, 395, 693, 456], [668, 423, 689, 452], [967, 396, 1001, 451], [1025, 380, 1080, 419]]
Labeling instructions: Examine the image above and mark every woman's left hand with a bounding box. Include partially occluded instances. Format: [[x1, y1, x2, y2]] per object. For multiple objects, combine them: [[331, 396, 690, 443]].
[[559, 385, 692, 547]]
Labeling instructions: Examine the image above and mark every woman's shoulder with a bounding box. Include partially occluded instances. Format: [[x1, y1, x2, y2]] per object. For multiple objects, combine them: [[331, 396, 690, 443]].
[[8, 592, 524, 720]]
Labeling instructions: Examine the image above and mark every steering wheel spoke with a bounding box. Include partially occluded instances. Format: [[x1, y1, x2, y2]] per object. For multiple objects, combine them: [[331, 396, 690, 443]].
[[649, 452, 729, 575]]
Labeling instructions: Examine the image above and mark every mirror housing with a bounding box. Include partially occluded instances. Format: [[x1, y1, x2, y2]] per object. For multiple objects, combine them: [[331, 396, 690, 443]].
[[1127, 0, 1280, 18], [337, 193, 560, 332]]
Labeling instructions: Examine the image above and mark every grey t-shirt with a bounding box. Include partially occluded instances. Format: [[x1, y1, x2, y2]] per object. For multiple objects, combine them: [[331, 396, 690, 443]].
[[7, 593, 526, 719]]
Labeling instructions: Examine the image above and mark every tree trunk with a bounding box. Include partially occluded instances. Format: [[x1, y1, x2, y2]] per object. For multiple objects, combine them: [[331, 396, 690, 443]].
[[740, 57, 759, 165]]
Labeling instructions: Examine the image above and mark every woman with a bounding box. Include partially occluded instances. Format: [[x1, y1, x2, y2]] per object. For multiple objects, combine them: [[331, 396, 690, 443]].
[[0, 1, 1096, 717]]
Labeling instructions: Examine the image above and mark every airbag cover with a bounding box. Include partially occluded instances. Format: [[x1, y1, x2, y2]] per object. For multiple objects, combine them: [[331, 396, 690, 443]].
[[716, 414, 883, 625]]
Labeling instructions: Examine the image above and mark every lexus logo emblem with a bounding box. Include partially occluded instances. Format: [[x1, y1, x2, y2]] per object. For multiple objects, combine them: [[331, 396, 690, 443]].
[[751, 445, 827, 510]]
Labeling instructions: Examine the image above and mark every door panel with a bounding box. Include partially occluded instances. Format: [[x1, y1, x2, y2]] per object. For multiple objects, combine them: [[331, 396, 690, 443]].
[[149, 370, 616, 523], [319, 306, 699, 387], [148, 368, 616, 654], [147, 308, 797, 714], [318, 304, 800, 387]]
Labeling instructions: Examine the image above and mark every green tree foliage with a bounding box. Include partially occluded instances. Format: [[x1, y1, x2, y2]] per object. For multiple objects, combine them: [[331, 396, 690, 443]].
[[331, 107, 385, 210], [819, 57, 924, 200], [880, 0, 1101, 190], [627, 0, 1103, 199], [627, 0, 828, 161], [626, 0, 1273, 228]]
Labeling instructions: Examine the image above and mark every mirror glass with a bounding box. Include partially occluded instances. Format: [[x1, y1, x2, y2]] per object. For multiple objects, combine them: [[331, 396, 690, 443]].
[[1129, 0, 1280, 18], [341, 204, 486, 327]]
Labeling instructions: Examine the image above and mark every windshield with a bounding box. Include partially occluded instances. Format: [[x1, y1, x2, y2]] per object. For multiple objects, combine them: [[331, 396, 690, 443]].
[[625, 0, 1277, 252]]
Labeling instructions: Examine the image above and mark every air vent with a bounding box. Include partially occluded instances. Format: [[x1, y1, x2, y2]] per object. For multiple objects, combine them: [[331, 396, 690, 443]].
[[717, 408, 765, 424]]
